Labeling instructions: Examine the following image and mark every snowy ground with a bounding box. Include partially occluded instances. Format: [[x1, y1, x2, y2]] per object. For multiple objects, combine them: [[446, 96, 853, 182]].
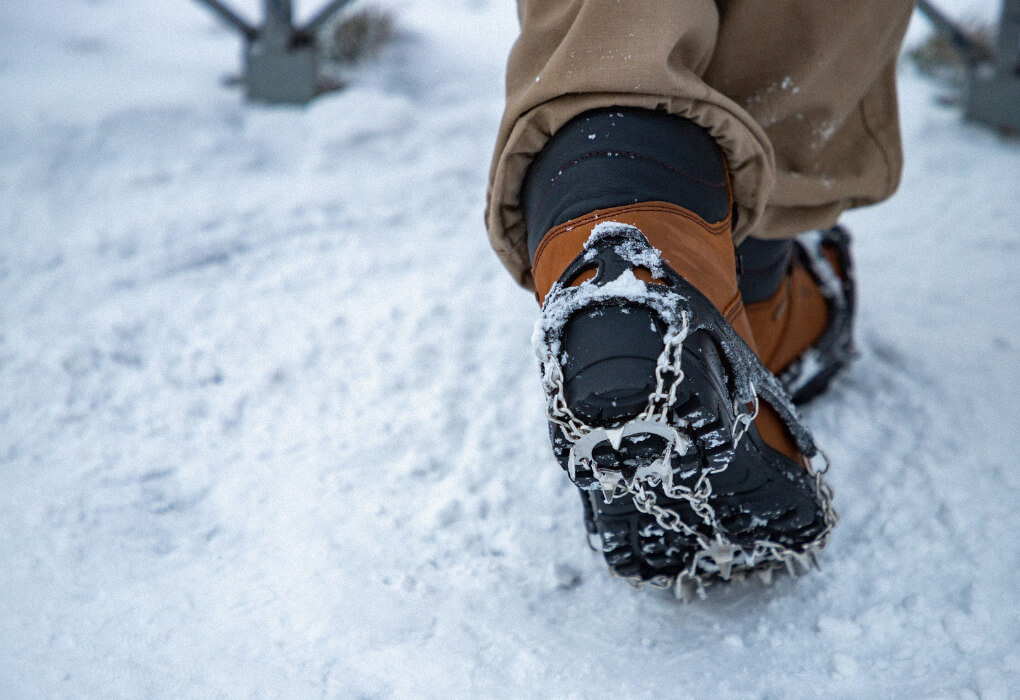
[[1, 1, 1018, 698]]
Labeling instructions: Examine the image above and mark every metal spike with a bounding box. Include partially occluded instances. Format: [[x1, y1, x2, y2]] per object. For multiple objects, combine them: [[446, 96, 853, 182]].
[[809, 548, 822, 571], [655, 453, 671, 477], [757, 567, 774, 585], [605, 426, 625, 451], [707, 539, 736, 581], [567, 450, 577, 481], [661, 455, 675, 495], [626, 467, 641, 490], [784, 555, 798, 578], [717, 558, 733, 580], [675, 577, 696, 603], [634, 455, 667, 489], [794, 551, 811, 574], [599, 471, 622, 504], [672, 428, 692, 456]]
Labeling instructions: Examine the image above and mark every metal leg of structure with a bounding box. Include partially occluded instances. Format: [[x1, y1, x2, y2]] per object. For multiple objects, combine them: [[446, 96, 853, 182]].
[[192, 0, 356, 104], [245, 40, 319, 104], [918, 0, 1020, 132], [965, 0, 1020, 132]]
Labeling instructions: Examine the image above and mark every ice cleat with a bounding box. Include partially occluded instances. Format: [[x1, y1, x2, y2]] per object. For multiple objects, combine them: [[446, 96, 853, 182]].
[[532, 213, 838, 594]]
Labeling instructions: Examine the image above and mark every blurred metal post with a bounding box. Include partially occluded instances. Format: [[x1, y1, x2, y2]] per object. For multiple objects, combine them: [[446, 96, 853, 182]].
[[918, 0, 1020, 132], [244, 0, 317, 103], [964, 0, 1020, 132], [192, 0, 357, 104]]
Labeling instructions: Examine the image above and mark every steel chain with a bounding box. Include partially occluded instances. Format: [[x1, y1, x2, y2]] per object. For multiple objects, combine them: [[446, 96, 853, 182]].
[[538, 296, 839, 591]]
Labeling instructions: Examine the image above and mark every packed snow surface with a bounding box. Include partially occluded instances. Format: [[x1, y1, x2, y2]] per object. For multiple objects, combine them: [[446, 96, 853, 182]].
[[1, 1, 1018, 698]]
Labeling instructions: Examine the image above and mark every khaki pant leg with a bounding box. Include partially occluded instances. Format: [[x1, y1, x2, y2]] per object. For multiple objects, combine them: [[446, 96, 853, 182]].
[[488, 0, 772, 289], [488, 0, 915, 290], [706, 1, 915, 241]]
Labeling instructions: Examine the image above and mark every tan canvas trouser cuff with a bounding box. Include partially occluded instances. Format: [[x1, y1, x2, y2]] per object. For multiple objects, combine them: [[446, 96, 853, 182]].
[[486, 0, 915, 291]]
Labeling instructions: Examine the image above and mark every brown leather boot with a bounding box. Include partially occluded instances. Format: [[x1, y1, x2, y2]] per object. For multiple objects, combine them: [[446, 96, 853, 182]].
[[531, 202, 837, 596], [744, 227, 856, 404]]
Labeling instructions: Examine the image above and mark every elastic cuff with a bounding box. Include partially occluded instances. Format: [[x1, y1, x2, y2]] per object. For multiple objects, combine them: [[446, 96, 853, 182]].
[[486, 92, 776, 291], [521, 108, 731, 263]]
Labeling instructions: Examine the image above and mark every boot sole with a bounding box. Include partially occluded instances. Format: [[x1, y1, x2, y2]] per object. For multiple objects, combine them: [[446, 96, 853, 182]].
[[578, 334, 829, 592]]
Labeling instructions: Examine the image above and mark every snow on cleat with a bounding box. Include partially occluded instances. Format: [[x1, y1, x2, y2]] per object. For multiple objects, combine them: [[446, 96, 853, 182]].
[[533, 222, 837, 596], [778, 225, 857, 404]]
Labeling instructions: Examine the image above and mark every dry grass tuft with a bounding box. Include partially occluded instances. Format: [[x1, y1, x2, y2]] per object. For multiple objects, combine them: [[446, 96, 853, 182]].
[[906, 19, 996, 85], [319, 7, 396, 65]]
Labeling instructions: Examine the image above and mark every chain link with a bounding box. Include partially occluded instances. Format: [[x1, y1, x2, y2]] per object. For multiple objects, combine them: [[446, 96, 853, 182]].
[[539, 311, 691, 444], [731, 389, 760, 445], [637, 312, 689, 424], [538, 298, 838, 592]]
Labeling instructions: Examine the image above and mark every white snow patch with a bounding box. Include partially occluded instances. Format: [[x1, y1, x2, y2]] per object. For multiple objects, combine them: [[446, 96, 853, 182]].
[[0, 1, 1018, 698]]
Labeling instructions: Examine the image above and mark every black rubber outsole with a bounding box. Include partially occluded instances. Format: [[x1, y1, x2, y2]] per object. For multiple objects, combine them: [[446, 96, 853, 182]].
[[568, 332, 826, 583]]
